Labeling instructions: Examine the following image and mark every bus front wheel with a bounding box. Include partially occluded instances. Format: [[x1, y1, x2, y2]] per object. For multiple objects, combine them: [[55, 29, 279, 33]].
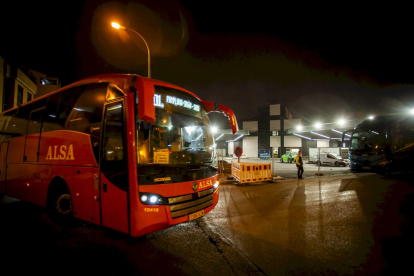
[[47, 184, 75, 226]]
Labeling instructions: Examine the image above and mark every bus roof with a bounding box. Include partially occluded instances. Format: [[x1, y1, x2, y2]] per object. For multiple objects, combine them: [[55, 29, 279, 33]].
[[1, 74, 200, 114]]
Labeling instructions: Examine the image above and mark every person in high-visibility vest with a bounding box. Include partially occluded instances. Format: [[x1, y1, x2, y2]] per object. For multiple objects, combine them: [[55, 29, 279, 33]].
[[296, 151, 304, 179]]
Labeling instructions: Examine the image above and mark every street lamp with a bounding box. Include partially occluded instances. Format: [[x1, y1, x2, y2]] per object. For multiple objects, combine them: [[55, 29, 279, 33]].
[[111, 22, 151, 78]]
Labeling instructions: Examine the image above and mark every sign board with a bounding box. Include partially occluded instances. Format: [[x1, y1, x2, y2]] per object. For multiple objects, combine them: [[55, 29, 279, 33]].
[[234, 147, 243, 158]]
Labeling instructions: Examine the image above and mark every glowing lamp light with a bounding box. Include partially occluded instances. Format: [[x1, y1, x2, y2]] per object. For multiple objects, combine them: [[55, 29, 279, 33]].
[[411, 109, 414, 115], [296, 125, 303, 131], [211, 126, 218, 134], [213, 181, 219, 189], [369, 116, 375, 120], [315, 122, 322, 129], [111, 22, 125, 29], [338, 119, 345, 126]]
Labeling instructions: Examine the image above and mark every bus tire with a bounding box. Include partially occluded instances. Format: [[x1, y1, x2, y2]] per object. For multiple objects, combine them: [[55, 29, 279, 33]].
[[46, 180, 75, 226], [335, 162, 339, 167]]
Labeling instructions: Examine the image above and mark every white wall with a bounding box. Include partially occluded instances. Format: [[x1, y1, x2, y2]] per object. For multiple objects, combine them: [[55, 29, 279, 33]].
[[228, 141, 234, 157], [316, 140, 330, 148], [270, 119, 301, 131], [269, 104, 281, 116], [270, 120, 280, 130], [270, 136, 281, 147], [284, 119, 302, 130], [284, 136, 302, 147], [243, 121, 258, 131], [242, 137, 258, 157]]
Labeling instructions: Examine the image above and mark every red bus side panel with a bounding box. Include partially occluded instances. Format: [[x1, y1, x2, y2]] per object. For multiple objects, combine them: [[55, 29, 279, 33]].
[[72, 166, 100, 224], [100, 172, 129, 234]]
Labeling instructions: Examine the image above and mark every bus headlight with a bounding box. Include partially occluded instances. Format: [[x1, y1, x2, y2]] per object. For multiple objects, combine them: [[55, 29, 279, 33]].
[[139, 193, 166, 205], [213, 180, 219, 191]]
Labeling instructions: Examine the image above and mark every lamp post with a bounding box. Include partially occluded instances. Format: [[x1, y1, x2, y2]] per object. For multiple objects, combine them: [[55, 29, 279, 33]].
[[111, 22, 151, 78]]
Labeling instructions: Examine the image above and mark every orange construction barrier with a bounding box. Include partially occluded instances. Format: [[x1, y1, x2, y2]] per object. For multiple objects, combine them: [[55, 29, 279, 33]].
[[231, 161, 272, 184]]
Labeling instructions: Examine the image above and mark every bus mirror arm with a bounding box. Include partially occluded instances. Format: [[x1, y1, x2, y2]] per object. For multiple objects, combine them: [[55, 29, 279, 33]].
[[201, 100, 239, 134]]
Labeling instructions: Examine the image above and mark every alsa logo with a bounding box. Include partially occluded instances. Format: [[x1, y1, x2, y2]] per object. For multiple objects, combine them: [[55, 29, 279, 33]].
[[46, 145, 75, 160], [198, 179, 213, 189]]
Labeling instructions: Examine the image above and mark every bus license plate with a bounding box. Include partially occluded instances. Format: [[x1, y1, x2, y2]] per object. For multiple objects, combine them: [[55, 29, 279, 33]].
[[188, 210, 205, 221], [362, 166, 371, 169]]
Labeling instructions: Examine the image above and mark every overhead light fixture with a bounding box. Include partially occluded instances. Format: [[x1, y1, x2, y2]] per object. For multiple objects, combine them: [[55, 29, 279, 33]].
[[311, 131, 331, 139], [226, 134, 244, 142], [331, 129, 343, 134], [293, 133, 312, 140], [215, 134, 224, 141]]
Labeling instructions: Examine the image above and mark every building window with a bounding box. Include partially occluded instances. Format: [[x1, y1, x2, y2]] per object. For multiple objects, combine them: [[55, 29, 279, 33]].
[[17, 85, 23, 106], [27, 92, 32, 102]]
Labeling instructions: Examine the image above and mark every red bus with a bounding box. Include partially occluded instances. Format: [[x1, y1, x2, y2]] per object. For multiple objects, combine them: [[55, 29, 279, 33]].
[[0, 74, 238, 237]]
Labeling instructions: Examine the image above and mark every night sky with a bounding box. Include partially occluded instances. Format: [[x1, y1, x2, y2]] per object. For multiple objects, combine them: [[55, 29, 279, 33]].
[[1, 1, 413, 128]]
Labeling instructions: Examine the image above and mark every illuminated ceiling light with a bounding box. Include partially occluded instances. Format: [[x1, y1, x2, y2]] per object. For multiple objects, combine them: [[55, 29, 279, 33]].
[[296, 125, 303, 131], [215, 134, 224, 141], [225, 134, 244, 142], [234, 134, 244, 141], [411, 109, 414, 115], [211, 126, 218, 134], [369, 115, 375, 120], [310, 131, 331, 139], [314, 122, 322, 129], [331, 129, 343, 134], [293, 133, 312, 140], [338, 119, 345, 126]]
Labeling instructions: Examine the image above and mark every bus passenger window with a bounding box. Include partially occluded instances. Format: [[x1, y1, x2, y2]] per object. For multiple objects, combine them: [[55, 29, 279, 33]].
[[103, 103, 124, 161], [68, 83, 106, 133]]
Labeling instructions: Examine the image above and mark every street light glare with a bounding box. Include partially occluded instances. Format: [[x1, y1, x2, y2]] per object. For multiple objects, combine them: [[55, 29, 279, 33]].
[[111, 22, 125, 29]]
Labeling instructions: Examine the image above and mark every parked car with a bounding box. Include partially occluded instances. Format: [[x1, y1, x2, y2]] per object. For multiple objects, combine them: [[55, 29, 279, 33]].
[[280, 151, 297, 163], [315, 152, 348, 167]]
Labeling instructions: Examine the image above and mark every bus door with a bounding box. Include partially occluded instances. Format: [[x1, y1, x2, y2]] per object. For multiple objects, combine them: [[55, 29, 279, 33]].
[[24, 99, 47, 162], [100, 101, 129, 234], [0, 141, 9, 194]]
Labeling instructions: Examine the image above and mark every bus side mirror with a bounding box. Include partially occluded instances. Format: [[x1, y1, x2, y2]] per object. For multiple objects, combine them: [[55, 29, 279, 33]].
[[134, 77, 156, 124], [201, 100, 239, 134]]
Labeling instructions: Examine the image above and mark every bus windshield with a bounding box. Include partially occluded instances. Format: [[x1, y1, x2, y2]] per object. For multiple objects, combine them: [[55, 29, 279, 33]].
[[350, 128, 388, 152], [136, 86, 215, 166]]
